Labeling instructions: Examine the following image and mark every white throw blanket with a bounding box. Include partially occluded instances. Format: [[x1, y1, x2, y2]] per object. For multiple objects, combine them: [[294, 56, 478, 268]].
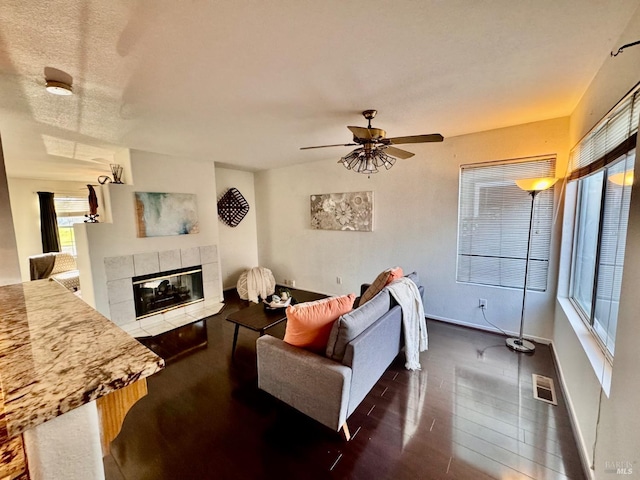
[[386, 277, 428, 370]]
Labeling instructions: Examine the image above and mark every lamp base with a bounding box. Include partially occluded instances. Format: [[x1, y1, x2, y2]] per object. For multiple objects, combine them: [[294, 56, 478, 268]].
[[506, 337, 535, 353]]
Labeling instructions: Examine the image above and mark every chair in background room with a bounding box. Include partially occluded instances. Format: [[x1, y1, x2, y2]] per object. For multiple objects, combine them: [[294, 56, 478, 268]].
[[29, 252, 80, 291]]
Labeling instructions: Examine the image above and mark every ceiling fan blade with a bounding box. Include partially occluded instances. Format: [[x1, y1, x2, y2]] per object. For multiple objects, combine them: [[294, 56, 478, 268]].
[[347, 126, 386, 141], [348, 126, 373, 140], [384, 146, 415, 159], [387, 134, 444, 144], [300, 143, 358, 150]]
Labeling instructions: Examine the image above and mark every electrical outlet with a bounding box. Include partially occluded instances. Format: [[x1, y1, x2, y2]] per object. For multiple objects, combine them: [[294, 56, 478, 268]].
[[336, 276, 342, 285], [479, 298, 487, 309], [290, 280, 296, 288]]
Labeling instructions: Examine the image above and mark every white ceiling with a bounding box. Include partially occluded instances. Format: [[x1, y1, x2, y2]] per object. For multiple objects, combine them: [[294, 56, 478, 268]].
[[1, 0, 638, 182]]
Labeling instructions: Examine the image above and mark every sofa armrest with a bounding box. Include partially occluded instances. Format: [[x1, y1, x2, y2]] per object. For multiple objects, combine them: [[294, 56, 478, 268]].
[[343, 307, 403, 415], [257, 335, 352, 431]]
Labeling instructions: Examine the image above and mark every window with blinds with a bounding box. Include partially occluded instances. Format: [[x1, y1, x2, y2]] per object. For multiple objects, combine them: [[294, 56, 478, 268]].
[[457, 156, 556, 291], [54, 195, 89, 256], [569, 85, 639, 358]]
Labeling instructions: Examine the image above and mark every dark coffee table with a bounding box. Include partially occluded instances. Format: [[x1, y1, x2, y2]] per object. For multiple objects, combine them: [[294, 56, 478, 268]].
[[226, 289, 327, 359]]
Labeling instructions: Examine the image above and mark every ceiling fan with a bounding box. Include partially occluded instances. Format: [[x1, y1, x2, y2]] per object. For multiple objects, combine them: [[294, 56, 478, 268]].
[[300, 110, 443, 174]]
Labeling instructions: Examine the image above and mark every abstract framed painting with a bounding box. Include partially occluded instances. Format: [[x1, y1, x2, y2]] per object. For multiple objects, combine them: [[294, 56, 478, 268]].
[[135, 192, 200, 237], [310, 191, 373, 231]]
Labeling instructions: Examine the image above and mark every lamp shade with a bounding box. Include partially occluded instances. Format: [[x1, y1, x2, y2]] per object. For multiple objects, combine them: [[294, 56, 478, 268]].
[[515, 177, 558, 192]]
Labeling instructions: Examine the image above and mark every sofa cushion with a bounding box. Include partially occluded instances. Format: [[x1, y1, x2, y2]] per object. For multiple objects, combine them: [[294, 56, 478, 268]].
[[359, 267, 403, 306], [326, 289, 391, 362], [283, 294, 356, 353]]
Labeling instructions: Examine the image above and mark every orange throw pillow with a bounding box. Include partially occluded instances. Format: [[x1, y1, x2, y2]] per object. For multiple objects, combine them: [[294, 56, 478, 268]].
[[284, 294, 356, 353], [388, 266, 404, 283], [359, 267, 404, 306]]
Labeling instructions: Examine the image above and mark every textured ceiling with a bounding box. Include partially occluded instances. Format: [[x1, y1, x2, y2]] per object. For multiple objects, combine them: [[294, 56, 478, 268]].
[[0, 0, 638, 181]]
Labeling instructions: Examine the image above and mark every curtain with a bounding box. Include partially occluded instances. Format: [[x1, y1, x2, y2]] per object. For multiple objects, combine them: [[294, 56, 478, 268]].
[[37, 191, 60, 253]]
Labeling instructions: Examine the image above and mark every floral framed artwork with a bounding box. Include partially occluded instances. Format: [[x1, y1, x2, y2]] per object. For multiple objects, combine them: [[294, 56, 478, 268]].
[[310, 191, 373, 231]]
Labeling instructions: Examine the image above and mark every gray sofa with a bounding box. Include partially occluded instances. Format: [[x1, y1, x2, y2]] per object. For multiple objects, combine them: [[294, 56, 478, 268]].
[[256, 276, 424, 439]]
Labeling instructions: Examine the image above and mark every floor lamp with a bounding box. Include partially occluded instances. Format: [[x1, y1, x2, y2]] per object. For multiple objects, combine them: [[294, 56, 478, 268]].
[[506, 177, 558, 353]]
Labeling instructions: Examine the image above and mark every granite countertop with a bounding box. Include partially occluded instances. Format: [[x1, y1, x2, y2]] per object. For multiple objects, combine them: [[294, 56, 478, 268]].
[[0, 280, 164, 438], [1, 377, 27, 478]]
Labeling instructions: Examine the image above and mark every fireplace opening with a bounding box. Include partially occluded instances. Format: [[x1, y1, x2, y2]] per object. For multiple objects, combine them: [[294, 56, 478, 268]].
[[133, 266, 204, 319]]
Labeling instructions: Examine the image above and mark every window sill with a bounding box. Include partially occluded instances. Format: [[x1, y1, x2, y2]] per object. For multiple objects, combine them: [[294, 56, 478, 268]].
[[557, 297, 612, 396]]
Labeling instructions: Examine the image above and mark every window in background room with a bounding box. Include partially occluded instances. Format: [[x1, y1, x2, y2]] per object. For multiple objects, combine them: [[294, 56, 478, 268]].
[[569, 86, 638, 358], [457, 156, 556, 291], [54, 195, 89, 256]]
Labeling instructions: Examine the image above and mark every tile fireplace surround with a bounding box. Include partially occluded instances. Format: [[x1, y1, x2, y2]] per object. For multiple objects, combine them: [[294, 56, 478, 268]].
[[104, 245, 223, 338]]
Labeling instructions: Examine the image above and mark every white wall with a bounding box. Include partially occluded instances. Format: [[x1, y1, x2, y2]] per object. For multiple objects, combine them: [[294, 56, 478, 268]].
[[255, 117, 568, 340], [214, 167, 259, 289], [6, 178, 95, 282], [76, 150, 222, 318], [554, 5, 640, 477], [0, 136, 21, 286]]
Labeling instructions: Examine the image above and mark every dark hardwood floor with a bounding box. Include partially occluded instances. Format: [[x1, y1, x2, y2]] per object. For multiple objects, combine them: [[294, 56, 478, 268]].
[[104, 289, 586, 480]]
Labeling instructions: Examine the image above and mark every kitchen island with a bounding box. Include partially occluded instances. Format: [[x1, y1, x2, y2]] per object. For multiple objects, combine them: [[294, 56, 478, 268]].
[[0, 280, 164, 479]]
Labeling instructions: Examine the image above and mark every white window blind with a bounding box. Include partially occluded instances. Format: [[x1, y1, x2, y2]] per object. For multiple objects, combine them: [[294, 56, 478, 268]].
[[569, 88, 640, 180], [54, 195, 89, 217], [457, 156, 556, 291]]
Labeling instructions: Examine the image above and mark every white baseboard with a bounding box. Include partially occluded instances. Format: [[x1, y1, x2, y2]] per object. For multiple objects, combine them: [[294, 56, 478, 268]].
[[426, 314, 552, 345], [549, 342, 594, 480]]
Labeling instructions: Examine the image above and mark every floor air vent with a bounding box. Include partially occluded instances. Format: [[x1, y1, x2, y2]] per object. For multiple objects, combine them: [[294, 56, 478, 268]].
[[532, 374, 557, 405]]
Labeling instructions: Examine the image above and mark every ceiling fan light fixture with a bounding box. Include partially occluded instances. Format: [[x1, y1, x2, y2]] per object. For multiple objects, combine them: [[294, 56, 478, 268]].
[[45, 80, 73, 96], [339, 149, 362, 170], [374, 150, 396, 170], [362, 157, 378, 174], [339, 147, 396, 174], [306, 110, 443, 175]]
